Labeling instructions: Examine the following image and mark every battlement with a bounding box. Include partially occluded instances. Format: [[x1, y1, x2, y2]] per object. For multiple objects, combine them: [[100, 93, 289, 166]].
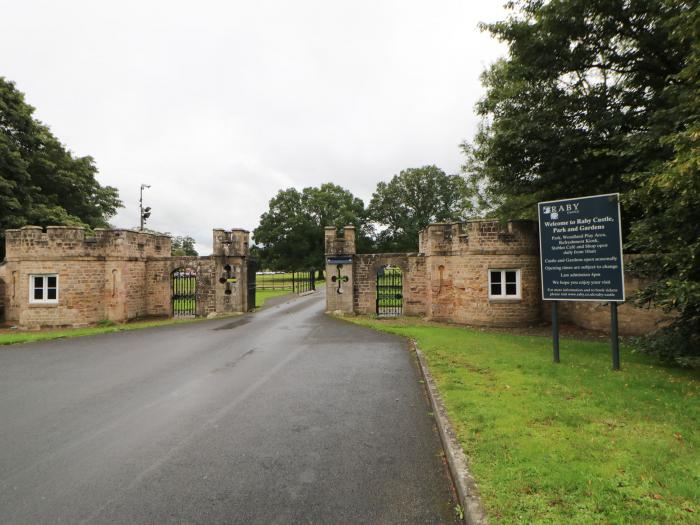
[[3, 226, 172, 260], [419, 220, 538, 256], [324, 225, 356, 256], [212, 229, 250, 257]]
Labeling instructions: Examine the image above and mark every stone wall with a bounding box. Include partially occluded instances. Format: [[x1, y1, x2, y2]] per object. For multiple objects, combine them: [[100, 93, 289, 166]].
[[1, 226, 251, 329], [553, 256, 670, 336], [327, 220, 668, 335], [353, 253, 427, 316], [324, 226, 355, 313], [417, 221, 543, 326], [0, 270, 5, 322], [425, 254, 542, 327]]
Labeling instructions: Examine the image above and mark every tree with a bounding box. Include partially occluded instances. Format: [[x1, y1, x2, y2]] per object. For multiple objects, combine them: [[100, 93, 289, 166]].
[[462, 0, 691, 223], [253, 183, 367, 272], [0, 77, 121, 257], [367, 165, 472, 252], [464, 1, 699, 364], [171, 236, 198, 256], [624, 3, 700, 366]]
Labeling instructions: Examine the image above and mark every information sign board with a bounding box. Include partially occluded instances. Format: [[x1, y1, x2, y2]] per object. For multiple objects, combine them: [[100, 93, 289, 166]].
[[327, 256, 353, 265], [538, 194, 624, 301]]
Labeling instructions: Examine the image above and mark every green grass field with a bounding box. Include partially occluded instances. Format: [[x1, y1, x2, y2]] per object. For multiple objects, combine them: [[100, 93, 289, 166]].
[[0, 317, 207, 346], [255, 271, 321, 291], [346, 317, 699, 524], [255, 289, 292, 308]]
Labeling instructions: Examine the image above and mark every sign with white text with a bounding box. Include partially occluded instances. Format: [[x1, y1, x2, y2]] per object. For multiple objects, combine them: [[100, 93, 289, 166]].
[[538, 194, 624, 301]]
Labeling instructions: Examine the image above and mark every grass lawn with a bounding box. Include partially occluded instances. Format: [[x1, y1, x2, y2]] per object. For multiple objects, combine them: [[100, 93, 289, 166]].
[[1, 289, 306, 345], [255, 288, 292, 308], [346, 317, 699, 524], [0, 317, 207, 346]]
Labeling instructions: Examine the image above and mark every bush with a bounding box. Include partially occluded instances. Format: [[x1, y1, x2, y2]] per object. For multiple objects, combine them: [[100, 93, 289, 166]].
[[631, 321, 700, 368]]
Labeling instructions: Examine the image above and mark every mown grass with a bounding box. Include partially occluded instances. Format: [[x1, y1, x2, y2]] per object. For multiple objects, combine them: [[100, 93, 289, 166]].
[[255, 289, 292, 308], [346, 317, 699, 524], [0, 317, 206, 346], [1, 289, 305, 345]]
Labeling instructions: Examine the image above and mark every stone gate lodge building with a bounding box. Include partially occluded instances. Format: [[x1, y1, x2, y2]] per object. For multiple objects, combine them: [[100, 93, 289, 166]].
[[324, 221, 665, 336], [0, 226, 253, 329], [1, 220, 664, 334]]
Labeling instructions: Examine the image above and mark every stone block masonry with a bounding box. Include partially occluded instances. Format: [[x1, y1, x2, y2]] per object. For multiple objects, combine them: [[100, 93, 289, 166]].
[[324, 226, 355, 314], [327, 220, 669, 336], [0, 226, 253, 329]]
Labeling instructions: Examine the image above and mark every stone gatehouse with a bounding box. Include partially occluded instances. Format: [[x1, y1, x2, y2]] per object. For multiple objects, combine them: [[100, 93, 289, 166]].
[[0, 226, 253, 329], [325, 221, 666, 336]]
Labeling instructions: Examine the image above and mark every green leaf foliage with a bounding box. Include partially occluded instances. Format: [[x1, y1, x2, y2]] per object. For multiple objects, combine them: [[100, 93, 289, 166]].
[[368, 165, 472, 252], [253, 183, 368, 271], [463, 0, 692, 222], [625, 3, 700, 365], [171, 235, 199, 256], [0, 77, 121, 257], [466, 1, 699, 364]]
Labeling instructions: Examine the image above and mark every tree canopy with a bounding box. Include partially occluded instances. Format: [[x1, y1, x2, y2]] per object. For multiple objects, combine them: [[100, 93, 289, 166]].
[[624, 3, 700, 365], [171, 235, 198, 256], [368, 165, 472, 252], [465, 0, 699, 364], [0, 77, 121, 256], [253, 183, 367, 271], [463, 0, 692, 223]]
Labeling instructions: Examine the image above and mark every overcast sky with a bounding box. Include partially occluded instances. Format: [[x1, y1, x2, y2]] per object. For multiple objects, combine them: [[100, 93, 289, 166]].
[[1, 0, 508, 254]]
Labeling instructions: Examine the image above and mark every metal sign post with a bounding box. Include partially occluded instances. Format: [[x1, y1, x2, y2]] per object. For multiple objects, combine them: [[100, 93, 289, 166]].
[[538, 194, 625, 369], [552, 301, 560, 363], [611, 302, 620, 370]]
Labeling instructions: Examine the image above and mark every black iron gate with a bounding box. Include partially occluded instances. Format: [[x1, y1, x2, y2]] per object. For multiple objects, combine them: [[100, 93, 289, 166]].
[[172, 268, 197, 317], [376, 266, 403, 317], [293, 270, 315, 294], [247, 260, 257, 311]]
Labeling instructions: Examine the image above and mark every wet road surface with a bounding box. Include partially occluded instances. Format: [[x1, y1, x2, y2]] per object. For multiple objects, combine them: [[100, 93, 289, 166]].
[[0, 292, 458, 524]]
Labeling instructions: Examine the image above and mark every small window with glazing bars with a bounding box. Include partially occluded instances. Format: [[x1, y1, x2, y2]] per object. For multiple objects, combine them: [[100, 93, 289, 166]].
[[488, 269, 520, 299], [29, 274, 58, 304]]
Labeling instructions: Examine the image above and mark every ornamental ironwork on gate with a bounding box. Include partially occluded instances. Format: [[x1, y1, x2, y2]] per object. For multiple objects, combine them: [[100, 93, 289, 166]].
[[172, 267, 197, 317], [247, 259, 258, 311], [376, 265, 403, 317]]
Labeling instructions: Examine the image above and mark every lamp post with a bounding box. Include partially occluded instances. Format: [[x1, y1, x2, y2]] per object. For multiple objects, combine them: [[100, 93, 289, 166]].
[[139, 184, 151, 231]]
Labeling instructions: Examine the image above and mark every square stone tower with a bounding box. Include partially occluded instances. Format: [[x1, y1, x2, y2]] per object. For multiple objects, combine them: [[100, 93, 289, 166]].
[[324, 226, 355, 314]]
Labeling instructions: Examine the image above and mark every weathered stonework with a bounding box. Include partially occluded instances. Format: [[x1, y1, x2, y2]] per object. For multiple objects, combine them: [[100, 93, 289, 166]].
[[324, 226, 355, 314], [326, 220, 669, 336], [0, 226, 252, 329]]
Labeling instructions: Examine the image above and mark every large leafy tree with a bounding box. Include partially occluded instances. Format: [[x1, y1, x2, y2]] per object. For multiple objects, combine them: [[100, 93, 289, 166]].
[[0, 77, 121, 257], [463, 0, 692, 223], [171, 235, 198, 256], [367, 165, 472, 252], [253, 183, 368, 271], [624, 3, 700, 365], [465, 1, 698, 364]]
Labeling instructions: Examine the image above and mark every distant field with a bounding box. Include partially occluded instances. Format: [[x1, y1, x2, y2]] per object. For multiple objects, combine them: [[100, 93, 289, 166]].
[[256, 271, 319, 292], [255, 289, 292, 308]]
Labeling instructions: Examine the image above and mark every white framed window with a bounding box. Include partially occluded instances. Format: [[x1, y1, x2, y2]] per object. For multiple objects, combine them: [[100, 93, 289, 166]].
[[488, 269, 520, 299], [29, 274, 59, 304]]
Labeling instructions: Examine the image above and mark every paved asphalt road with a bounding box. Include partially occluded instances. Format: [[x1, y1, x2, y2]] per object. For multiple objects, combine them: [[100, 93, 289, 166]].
[[0, 292, 458, 524]]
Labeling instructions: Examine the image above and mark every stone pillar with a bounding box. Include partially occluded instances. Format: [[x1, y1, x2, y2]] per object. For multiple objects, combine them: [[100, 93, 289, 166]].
[[325, 226, 355, 314], [212, 228, 250, 315]]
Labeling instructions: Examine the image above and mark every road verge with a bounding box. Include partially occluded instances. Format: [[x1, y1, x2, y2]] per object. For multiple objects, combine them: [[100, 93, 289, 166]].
[[411, 340, 488, 525]]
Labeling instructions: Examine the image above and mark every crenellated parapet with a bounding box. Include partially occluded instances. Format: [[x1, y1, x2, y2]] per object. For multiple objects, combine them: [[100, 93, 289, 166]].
[[3, 226, 171, 261], [324, 226, 356, 256], [419, 220, 539, 256], [212, 229, 250, 258]]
